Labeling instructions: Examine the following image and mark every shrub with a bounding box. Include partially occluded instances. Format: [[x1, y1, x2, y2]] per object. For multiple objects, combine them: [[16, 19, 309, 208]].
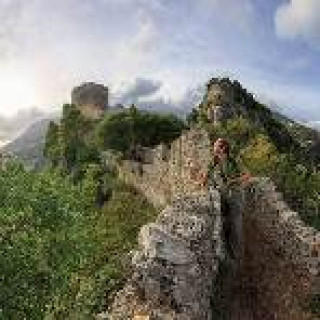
[[95, 107, 186, 156], [0, 163, 157, 319]]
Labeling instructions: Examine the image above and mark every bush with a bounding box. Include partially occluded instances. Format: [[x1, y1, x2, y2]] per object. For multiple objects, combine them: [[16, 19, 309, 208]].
[[44, 104, 100, 177], [0, 163, 157, 319], [96, 107, 186, 156]]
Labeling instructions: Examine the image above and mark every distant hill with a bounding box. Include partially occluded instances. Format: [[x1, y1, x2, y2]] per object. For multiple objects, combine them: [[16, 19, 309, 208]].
[[0, 108, 47, 143], [1, 117, 58, 168]]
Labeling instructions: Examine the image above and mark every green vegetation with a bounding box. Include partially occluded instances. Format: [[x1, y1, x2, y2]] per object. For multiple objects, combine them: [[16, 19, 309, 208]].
[[2, 77, 319, 319], [1, 104, 187, 319], [194, 78, 319, 230], [205, 114, 320, 230], [0, 163, 157, 319], [96, 105, 186, 156], [45, 104, 185, 171], [44, 104, 100, 181]]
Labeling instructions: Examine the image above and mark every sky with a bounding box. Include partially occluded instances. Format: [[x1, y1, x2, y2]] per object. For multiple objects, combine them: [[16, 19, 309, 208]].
[[0, 0, 319, 124]]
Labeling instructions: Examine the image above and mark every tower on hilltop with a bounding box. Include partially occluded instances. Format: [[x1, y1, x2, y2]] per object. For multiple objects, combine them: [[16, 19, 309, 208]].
[[71, 82, 109, 119]]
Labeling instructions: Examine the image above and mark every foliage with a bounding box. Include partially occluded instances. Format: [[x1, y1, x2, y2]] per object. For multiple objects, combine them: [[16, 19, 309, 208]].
[[207, 117, 254, 154], [44, 121, 60, 167], [44, 104, 100, 178], [186, 108, 199, 126], [207, 117, 320, 230], [240, 134, 280, 176], [0, 163, 93, 319], [96, 107, 186, 156], [0, 163, 157, 319]]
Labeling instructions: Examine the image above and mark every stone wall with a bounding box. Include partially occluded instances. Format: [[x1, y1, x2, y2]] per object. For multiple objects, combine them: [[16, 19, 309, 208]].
[[118, 128, 211, 208], [110, 189, 224, 319], [109, 128, 226, 319], [233, 178, 320, 319], [113, 127, 320, 319]]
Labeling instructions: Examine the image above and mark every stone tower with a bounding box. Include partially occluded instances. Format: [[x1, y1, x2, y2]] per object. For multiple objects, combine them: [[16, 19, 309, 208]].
[[71, 82, 109, 119]]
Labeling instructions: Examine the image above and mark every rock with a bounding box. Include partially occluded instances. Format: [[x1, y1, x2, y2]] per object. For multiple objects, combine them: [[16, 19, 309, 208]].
[[109, 189, 223, 319]]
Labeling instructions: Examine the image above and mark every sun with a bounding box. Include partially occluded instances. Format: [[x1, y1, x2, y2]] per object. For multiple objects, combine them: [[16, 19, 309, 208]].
[[0, 65, 37, 117]]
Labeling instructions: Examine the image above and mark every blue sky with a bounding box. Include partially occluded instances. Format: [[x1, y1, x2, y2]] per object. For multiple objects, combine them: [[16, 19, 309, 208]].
[[0, 0, 319, 123]]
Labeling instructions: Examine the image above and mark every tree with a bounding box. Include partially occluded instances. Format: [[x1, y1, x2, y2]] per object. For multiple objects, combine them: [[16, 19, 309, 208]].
[[96, 109, 186, 156], [43, 121, 60, 166], [186, 108, 199, 126], [43, 104, 100, 179]]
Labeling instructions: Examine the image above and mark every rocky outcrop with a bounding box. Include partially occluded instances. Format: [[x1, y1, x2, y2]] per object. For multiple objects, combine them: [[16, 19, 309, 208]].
[[110, 189, 224, 319], [201, 78, 252, 124], [71, 82, 108, 119]]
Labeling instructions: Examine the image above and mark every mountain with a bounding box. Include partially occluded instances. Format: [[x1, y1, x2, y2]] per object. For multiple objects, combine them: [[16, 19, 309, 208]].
[[1, 116, 58, 168], [199, 77, 320, 166], [0, 108, 47, 143]]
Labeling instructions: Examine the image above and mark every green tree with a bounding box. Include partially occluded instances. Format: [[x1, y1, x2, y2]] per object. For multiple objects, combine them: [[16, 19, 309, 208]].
[[44, 104, 100, 179], [96, 109, 186, 156], [44, 121, 60, 166]]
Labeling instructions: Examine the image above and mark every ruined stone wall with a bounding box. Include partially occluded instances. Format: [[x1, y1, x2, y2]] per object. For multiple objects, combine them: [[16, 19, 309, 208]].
[[114, 127, 320, 319], [110, 189, 224, 320], [234, 178, 320, 319], [118, 128, 211, 208], [109, 128, 225, 319]]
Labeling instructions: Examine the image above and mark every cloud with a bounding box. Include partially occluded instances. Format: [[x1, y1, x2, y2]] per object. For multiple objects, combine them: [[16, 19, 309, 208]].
[[117, 78, 162, 104], [275, 0, 320, 46], [0, 0, 161, 115], [306, 120, 320, 130], [114, 76, 205, 118], [201, 0, 255, 33]]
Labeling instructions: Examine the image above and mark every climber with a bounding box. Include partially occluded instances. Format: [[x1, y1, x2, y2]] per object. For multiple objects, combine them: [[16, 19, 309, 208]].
[[199, 138, 252, 189]]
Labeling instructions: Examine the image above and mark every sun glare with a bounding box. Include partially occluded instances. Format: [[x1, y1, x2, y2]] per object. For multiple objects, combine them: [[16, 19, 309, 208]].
[[0, 66, 37, 117]]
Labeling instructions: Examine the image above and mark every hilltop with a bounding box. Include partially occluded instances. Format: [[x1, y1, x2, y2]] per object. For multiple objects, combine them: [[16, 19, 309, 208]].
[[191, 77, 320, 165]]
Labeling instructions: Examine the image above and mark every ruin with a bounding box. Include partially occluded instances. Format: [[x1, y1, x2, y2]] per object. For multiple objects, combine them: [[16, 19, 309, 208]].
[[71, 82, 109, 119], [109, 126, 320, 319]]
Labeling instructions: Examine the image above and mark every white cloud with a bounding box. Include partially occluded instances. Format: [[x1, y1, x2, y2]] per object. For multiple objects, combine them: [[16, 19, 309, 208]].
[[275, 0, 320, 46], [201, 0, 255, 33], [0, 0, 161, 116], [116, 78, 162, 104]]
